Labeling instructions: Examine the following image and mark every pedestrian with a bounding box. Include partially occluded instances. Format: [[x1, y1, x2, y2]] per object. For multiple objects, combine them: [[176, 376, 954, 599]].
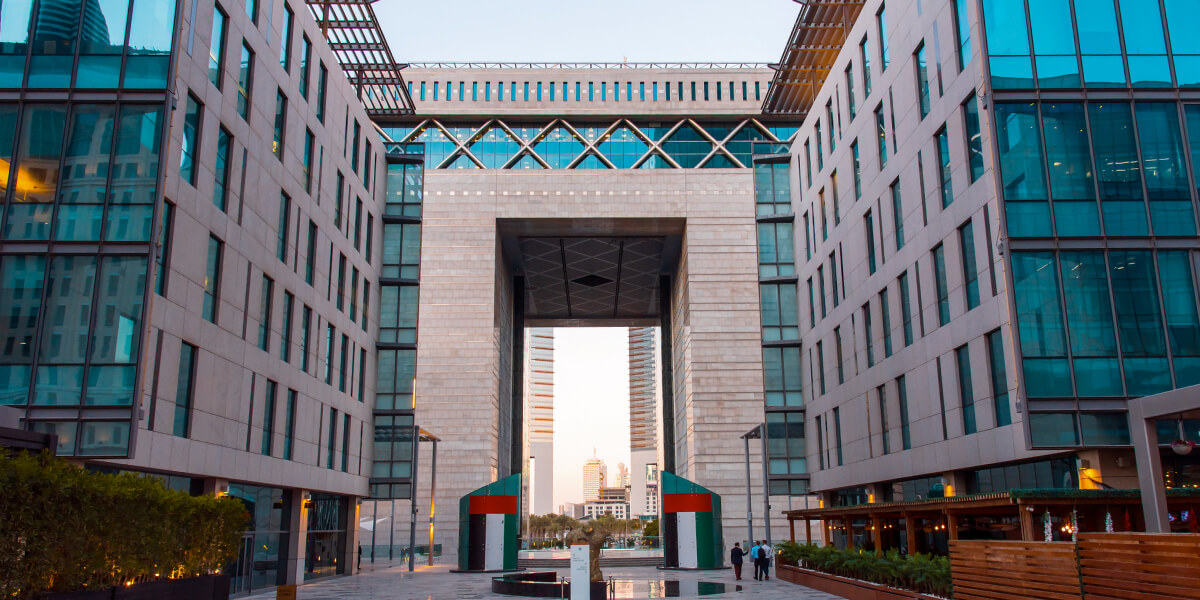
[[759, 541, 772, 581], [749, 540, 761, 580], [729, 542, 745, 580], [357, 543, 363, 570]]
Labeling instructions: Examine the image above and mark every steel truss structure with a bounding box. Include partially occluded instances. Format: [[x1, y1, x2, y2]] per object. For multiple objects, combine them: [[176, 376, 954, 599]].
[[762, 0, 866, 116], [305, 0, 415, 115], [380, 118, 798, 169]]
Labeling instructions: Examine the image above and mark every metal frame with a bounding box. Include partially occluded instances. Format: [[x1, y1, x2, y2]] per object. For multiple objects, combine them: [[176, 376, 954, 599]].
[[385, 118, 797, 170], [762, 0, 867, 116], [406, 62, 770, 69], [305, 0, 415, 116]]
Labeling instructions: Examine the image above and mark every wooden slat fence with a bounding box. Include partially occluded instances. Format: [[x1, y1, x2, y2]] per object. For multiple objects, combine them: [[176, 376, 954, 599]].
[[1077, 533, 1200, 600], [949, 540, 1082, 600]]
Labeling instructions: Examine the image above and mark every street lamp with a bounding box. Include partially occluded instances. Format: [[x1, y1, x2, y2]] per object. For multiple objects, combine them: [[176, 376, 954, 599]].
[[741, 424, 772, 547]]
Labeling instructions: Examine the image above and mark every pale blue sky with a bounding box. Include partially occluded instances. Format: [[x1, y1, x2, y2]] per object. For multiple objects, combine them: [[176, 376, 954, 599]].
[[374, 0, 799, 63]]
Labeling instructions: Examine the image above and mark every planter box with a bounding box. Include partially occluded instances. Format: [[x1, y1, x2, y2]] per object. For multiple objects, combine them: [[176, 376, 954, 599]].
[[778, 565, 944, 600], [38, 574, 230, 600]]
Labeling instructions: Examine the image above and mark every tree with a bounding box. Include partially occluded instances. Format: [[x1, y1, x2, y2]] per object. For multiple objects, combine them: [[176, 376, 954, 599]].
[[643, 518, 659, 538]]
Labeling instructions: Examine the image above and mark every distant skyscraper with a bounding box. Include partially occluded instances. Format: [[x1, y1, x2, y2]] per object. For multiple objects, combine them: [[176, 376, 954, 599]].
[[525, 328, 554, 514], [582, 456, 607, 502], [617, 462, 630, 487], [628, 327, 658, 517]]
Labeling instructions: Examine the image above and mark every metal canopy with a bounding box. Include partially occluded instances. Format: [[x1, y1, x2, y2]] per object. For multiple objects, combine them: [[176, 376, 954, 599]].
[[306, 0, 415, 116], [518, 237, 667, 322], [761, 0, 866, 116]]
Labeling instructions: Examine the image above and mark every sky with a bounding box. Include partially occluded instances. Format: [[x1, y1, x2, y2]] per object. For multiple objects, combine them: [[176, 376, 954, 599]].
[[373, 0, 799, 64], [550, 327, 631, 509]]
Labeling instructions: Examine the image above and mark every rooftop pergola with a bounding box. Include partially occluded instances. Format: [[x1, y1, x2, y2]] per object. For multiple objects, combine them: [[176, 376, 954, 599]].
[[761, 0, 866, 116], [305, 0, 415, 116]]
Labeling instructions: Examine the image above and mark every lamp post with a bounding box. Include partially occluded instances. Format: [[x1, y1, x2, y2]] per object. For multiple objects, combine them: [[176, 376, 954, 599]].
[[741, 424, 771, 545]]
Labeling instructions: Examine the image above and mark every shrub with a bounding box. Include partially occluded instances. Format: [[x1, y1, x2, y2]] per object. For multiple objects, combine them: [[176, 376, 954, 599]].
[[776, 540, 952, 598], [0, 451, 247, 599]]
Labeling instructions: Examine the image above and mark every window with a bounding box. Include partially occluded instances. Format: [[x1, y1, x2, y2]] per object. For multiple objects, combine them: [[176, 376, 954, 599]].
[[845, 64, 856, 119], [833, 407, 844, 466], [300, 306, 312, 372], [915, 44, 930, 119], [899, 272, 914, 346], [818, 266, 827, 318], [208, 5, 227, 89], [1137, 102, 1193, 236], [826, 101, 837, 152], [272, 90, 286, 160], [951, 0, 972, 71], [851, 140, 862, 199], [932, 244, 950, 326], [986, 329, 1011, 427], [350, 268, 359, 322], [963, 93, 984, 182], [875, 105, 888, 168], [864, 302, 875, 367], [277, 193, 290, 262], [766, 412, 807, 475], [878, 384, 888, 453], [760, 283, 800, 341], [956, 345, 976, 434], [173, 343, 197, 438], [960, 220, 980, 310], [354, 198, 364, 249], [213, 126, 232, 211], [352, 121, 361, 174], [258, 276, 273, 352], [816, 122, 824, 168], [804, 140, 813, 186], [281, 292, 294, 363], [203, 235, 222, 323], [155, 202, 174, 296], [1043, 102, 1098, 236], [829, 251, 840, 308], [936, 127, 953, 207], [816, 415, 825, 470], [341, 415, 351, 472], [324, 324, 334, 384], [763, 347, 803, 407], [339, 334, 349, 392], [816, 341, 826, 395], [757, 222, 795, 277], [180, 93, 202, 185], [302, 128, 314, 193], [995, 102, 1050, 237], [326, 407, 338, 468], [897, 374, 911, 449], [366, 214, 375, 264], [299, 35, 311, 98], [834, 326, 845, 384], [283, 389, 296, 460], [890, 181, 904, 250], [261, 380, 276, 456], [807, 278, 816, 327], [861, 37, 872, 97], [336, 254, 346, 311], [237, 43, 253, 120], [865, 211, 877, 275], [358, 348, 367, 400], [1091, 102, 1146, 236], [1011, 252, 1072, 398], [878, 4, 889, 70], [316, 63, 328, 122], [880, 289, 893, 357], [279, 4, 293, 71], [361, 282, 370, 332], [383, 223, 421, 279]]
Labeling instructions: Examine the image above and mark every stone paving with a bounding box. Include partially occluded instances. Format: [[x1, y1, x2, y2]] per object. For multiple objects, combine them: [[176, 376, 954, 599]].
[[245, 564, 847, 599]]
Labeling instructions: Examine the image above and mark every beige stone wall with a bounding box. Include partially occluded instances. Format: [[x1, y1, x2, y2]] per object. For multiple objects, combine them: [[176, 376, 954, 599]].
[[413, 169, 768, 558]]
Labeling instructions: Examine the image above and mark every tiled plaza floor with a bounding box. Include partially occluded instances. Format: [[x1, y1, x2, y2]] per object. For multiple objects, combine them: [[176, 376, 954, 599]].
[[245, 564, 847, 599]]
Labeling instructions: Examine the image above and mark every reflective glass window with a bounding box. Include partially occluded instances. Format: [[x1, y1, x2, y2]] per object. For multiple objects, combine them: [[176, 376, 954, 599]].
[[951, 0, 972, 71], [154, 201, 171, 295], [899, 272, 914, 346], [1012, 252, 1072, 397], [876, 105, 887, 168], [0, 0, 34, 87], [1166, 0, 1200, 87], [960, 220, 979, 310], [1120, 0, 1170, 87], [382, 223, 421, 279], [1041, 103, 1099, 236], [760, 283, 799, 341], [981, 0, 1032, 89], [757, 222, 795, 278], [299, 35, 311, 98], [963, 93, 984, 182], [865, 211, 876, 275], [272, 90, 286, 160], [6, 106, 65, 240], [237, 43, 253, 120], [180, 94, 201, 186], [1110, 250, 1169, 396], [1030, 0, 1078, 87], [173, 342, 196, 437], [208, 5, 227, 89], [277, 193, 290, 262], [763, 346, 803, 407], [935, 127, 952, 207], [1080, 412, 1130, 445], [1089, 103, 1147, 235], [891, 181, 904, 249], [1159, 252, 1200, 387], [0, 255, 44, 406], [956, 345, 976, 434], [258, 276, 273, 352], [1060, 252, 1122, 397], [279, 4, 293, 71], [213, 126, 231, 211], [986, 329, 1012, 427], [880, 288, 893, 357], [1075, 0, 1125, 88], [56, 104, 114, 242], [933, 244, 950, 326], [1135, 102, 1195, 235], [915, 44, 931, 117], [1030, 412, 1079, 446], [995, 103, 1050, 236], [203, 235, 222, 323], [897, 375, 911, 449], [78, 421, 129, 456]]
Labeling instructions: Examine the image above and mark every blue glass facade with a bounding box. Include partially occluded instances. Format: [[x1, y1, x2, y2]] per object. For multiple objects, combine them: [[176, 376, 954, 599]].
[[383, 120, 797, 169], [0, 1, 175, 457]]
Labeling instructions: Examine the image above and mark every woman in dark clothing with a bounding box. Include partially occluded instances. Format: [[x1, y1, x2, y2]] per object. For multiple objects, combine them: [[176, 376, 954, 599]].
[[729, 542, 745, 580]]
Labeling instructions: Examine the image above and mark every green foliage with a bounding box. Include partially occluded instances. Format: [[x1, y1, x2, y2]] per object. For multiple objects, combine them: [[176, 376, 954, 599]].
[[642, 518, 659, 538], [775, 541, 953, 598], [0, 452, 248, 599]]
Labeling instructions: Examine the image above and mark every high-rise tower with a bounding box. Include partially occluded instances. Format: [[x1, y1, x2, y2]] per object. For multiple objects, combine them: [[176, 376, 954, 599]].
[[628, 327, 658, 517], [582, 456, 607, 502], [525, 328, 555, 514]]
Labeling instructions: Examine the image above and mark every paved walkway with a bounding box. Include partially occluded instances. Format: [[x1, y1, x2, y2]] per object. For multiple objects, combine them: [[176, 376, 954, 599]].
[[245, 564, 846, 599]]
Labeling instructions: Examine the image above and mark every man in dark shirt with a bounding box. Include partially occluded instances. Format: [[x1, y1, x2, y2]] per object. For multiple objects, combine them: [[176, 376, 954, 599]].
[[729, 542, 745, 580]]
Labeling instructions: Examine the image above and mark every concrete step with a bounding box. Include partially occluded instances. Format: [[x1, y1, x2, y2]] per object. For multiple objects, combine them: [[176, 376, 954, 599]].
[[518, 557, 665, 568]]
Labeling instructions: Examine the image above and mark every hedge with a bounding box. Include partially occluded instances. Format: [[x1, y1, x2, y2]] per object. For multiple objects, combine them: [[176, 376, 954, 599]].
[[775, 541, 953, 597], [0, 452, 247, 599]]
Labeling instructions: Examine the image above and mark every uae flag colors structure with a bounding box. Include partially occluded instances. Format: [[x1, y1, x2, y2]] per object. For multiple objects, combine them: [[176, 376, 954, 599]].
[[661, 472, 724, 569], [457, 474, 520, 572]]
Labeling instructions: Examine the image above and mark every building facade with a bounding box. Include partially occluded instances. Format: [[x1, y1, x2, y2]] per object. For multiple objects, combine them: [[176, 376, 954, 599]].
[[764, 0, 1200, 547], [0, 0, 406, 593], [582, 456, 607, 502], [628, 326, 660, 517]]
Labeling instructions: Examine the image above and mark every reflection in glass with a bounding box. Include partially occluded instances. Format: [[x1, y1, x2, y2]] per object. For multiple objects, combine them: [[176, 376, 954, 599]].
[[1089, 103, 1147, 235], [1135, 103, 1195, 235]]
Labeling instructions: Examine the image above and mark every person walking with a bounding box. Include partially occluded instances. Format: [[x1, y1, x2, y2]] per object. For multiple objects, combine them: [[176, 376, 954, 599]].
[[749, 540, 761, 580], [759, 541, 772, 581], [729, 542, 745, 580]]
